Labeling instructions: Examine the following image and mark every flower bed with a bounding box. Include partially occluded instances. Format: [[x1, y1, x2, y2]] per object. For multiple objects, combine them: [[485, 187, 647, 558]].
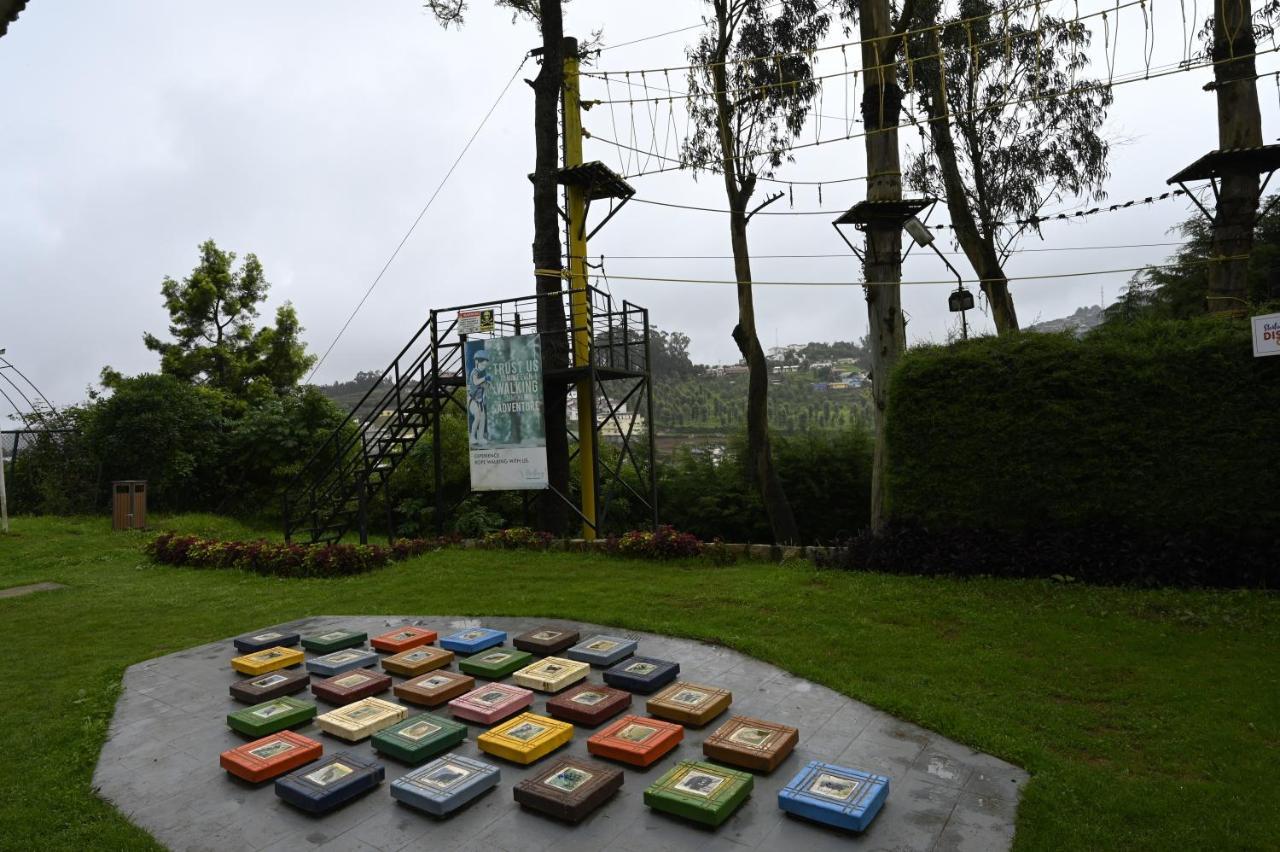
[[146, 532, 453, 579]]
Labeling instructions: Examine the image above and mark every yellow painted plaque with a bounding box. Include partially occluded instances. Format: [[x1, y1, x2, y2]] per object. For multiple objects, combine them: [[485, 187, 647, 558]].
[[316, 697, 407, 742], [512, 656, 590, 693], [231, 646, 305, 676], [477, 712, 574, 765]]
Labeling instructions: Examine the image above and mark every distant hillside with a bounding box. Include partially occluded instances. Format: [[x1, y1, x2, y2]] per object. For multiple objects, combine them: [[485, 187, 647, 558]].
[[312, 371, 387, 420], [1026, 305, 1104, 337]]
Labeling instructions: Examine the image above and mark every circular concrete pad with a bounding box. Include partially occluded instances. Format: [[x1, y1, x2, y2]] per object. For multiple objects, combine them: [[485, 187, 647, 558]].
[[94, 616, 1027, 851]]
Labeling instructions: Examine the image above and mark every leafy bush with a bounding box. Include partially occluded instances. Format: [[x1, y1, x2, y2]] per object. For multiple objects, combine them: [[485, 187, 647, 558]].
[[882, 318, 1280, 586], [146, 532, 449, 578], [605, 525, 703, 559], [482, 527, 554, 550]]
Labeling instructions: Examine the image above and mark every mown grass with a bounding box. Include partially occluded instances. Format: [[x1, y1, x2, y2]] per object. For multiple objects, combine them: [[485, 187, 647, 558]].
[[0, 514, 1277, 851]]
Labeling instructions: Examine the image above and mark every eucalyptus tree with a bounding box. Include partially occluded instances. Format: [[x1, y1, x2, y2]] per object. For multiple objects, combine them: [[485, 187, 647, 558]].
[[681, 0, 830, 543], [425, 0, 573, 531], [904, 0, 1112, 333]]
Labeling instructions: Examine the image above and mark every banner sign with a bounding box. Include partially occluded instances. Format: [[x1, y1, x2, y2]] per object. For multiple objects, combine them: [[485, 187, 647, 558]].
[[457, 308, 495, 336], [464, 334, 548, 491], [1251, 311, 1280, 358]]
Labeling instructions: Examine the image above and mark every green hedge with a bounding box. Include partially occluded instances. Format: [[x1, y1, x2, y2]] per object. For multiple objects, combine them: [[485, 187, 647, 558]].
[[885, 318, 1279, 535]]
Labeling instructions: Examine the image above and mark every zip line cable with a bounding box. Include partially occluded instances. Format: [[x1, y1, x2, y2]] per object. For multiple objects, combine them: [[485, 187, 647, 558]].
[[565, 241, 1186, 261], [304, 56, 529, 384], [536, 254, 1247, 288]]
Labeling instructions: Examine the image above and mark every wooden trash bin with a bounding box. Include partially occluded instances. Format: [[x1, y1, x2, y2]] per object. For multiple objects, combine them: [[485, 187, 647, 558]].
[[112, 481, 147, 530]]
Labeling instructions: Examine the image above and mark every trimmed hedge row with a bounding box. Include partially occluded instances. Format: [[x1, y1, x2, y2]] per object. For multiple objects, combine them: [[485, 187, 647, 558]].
[[881, 318, 1279, 586]]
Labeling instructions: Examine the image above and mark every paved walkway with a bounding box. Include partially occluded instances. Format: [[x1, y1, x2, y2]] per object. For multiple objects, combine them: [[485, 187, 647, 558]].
[[93, 615, 1027, 851]]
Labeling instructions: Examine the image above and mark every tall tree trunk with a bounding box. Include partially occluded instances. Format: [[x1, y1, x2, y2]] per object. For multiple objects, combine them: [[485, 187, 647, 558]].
[[532, 2, 570, 532], [728, 207, 800, 543], [920, 28, 1019, 334], [710, 20, 799, 544], [1209, 0, 1263, 315], [861, 0, 910, 532]]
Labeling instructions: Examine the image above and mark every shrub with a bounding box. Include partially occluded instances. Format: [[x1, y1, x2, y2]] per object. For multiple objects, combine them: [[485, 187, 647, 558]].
[[145, 532, 450, 578], [605, 525, 703, 560], [482, 527, 554, 550]]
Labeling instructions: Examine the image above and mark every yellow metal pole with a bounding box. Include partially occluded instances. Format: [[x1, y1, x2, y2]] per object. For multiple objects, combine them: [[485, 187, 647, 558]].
[[562, 38, 596, 539]]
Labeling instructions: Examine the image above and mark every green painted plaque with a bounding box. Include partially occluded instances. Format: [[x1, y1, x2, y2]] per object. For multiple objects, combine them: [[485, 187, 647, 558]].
[[643, 760, 753, 827], [226, 696, 316, 738], [458, 648, 533, 680], [300, 629, 367, 653], [370, 713, 467, 764]]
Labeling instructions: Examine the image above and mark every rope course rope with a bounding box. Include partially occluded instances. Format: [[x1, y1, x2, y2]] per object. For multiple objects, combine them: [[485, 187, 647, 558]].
[[587, 47, 1280, 178], [621, 189, 1192, 229], [564, 241, 1186, 261]]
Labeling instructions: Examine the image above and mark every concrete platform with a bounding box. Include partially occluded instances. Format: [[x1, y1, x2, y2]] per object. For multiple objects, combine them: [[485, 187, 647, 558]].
[[93, 615, 1028, 851]]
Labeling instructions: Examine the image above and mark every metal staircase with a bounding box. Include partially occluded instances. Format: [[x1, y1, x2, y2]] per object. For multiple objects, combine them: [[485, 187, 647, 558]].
[[283, 316, 463, 544]]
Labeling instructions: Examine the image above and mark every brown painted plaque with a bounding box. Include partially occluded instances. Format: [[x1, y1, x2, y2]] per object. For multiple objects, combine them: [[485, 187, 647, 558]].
[[311, 669, 393, 705], [513, 756, 623, 823], [394, 670, 476, 708], [544, 683, 632, 727], [702, 715, 798, 772], [229, 667, 310, 704], [512, 626, 581, 655], [381, 646, 453, 677], [646, 681, 732, 727]]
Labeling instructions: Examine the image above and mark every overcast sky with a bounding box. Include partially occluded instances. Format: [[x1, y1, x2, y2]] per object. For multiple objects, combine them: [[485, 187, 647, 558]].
[[2, 0, 1276, 416]]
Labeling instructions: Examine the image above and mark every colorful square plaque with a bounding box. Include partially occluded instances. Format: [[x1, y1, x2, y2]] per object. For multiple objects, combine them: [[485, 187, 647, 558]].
[[603, 656, 680, 694], [565, 634, 637, 667], [545, 683, 632, 727], [229, 667, 309, 704], [647, 681, 733, 727], [512, 626, 581, 655], [448, 683, 534, 724], [316, 697, 407, 741], [219, 731, 322, 783], [390, 753, 501, 817], [382, 645, 453, 677], [274, 751, 384, 814], [311, 669, 392, 705], [231, 646, 304, 676], [371, 712, 467, 765], [305, 648, 379, 677], [703, 715, 798, 772], [587, 714, 683, 767], [370, 626, 438, 653], [644, 760, 754, 827], [513, 656, 589, 693], [439, 627, 506, 654], [232, 629, 300, 653], [777, 760, 889, 833], [227, 696, 316, 738], [394, 670, 476, 707], [513, 757, 624, 823], [458, 648, 534, 680], [477, 712, 574, 765], [300, 629, 367, 653]]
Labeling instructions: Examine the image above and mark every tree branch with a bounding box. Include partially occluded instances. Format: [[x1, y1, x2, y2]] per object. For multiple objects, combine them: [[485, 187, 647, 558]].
[[746, 191, 784, 224]]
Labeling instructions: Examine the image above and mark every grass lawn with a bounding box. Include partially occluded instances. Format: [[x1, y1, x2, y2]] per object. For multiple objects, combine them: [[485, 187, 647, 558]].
[[0, 514, 1277, 851]]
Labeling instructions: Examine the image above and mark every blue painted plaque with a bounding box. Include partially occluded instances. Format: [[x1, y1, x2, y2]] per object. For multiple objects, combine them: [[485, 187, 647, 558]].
[[565, 635, 637, 667], [274, 752, 384, 814], [390, 753, 501, 816], [305, 648, 379, 677], [233, 629, 300, 653], [776, 760, 889, 833], [439, 627, 507, 654], [602, 656, 680, 694]]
